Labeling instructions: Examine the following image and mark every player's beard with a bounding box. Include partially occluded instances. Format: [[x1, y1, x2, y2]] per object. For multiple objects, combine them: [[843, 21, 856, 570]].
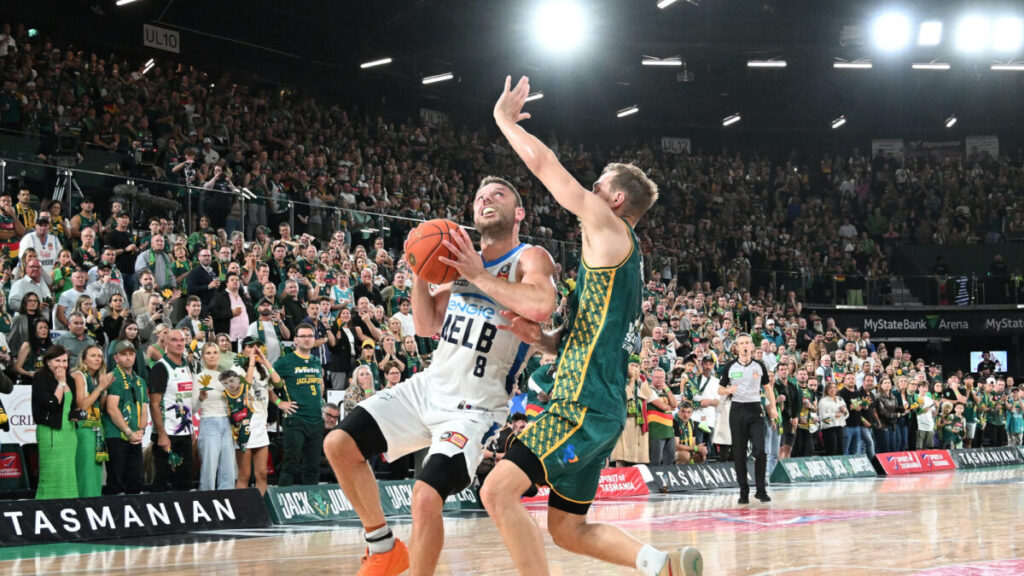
[[474, 208, 514, 240]]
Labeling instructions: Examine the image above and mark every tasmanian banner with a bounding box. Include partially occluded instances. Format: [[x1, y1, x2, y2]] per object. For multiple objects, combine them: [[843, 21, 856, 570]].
[[0, 489, 268, 545], [949, 446, 1024, 469], [643, 461, 750, 493]]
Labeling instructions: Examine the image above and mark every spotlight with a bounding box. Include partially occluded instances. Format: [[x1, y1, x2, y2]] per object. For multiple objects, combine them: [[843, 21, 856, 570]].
[[834, 60, 873, 69], [722, 114, 741, 127], [918, 21, 943, 46], [945, 115, 957, 128], [912, 62, 950, 70], [991, 63, 1024, 71], [525, 92, 544, 102], [747, 60, 787, 68], [116, 0, 141, 5], [831, 115, 847, 129], [616, 106, 639, 118], [642, 56, 683, 66], [657, 0, 679, 8], [993, 18, 1024, 52], [872, 12, 912, 51], [360, 58, 392, 69], [955, 16, 990, 52], [535, 2, 586, 53], [422, 72, 454, 85]]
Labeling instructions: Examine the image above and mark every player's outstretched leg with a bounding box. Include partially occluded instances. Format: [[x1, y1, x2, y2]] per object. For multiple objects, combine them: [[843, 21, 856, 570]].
[[546, 508, 702, 576], [324, 426, 409, 576]]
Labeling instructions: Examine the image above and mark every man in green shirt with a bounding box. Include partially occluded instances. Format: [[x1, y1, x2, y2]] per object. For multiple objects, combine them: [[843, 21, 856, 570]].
[[273, 322, 325, 486], [102, 341, 149, 494]]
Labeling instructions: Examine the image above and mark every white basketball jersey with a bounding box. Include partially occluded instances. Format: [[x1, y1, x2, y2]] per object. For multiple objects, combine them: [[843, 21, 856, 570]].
[[426, 243, 532, 412]]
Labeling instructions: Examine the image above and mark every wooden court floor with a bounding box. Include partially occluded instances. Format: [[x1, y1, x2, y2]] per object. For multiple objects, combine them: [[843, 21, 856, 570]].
[[4, 466, 1024, 575]]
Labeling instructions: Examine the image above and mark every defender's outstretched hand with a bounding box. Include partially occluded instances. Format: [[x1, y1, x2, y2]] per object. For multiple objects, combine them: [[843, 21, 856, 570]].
[[494, 76, 532, 124], [496, 309, 542, 345]]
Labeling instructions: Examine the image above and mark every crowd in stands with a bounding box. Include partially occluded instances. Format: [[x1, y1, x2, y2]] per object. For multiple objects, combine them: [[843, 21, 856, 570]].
[[0, 22, 1021, 500]]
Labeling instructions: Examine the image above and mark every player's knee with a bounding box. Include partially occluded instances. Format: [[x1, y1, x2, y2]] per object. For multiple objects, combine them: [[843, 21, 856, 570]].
[[479, 468, 516, 511], [324, 429, 360, 462], [411, 481, 445, 517], [548, 518, 584, 552]]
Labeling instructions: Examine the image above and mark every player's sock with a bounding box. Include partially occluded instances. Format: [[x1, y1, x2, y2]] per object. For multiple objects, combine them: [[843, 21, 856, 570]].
[[636, 544, 669, 576], [365, 524, 395, 555]]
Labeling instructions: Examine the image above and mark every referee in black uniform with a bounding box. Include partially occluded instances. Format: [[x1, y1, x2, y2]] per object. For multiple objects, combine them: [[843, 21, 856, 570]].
[[719, 333, 778, 504]]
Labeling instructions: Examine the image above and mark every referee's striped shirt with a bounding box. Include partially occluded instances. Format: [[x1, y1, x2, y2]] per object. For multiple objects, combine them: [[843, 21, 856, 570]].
[[719, 359, 770, 403]]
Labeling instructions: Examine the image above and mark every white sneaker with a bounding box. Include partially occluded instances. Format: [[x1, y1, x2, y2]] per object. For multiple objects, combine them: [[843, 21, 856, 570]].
[[659, 546, 702, 576]]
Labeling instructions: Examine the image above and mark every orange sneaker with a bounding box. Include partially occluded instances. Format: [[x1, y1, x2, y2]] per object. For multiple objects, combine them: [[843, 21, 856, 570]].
[[356, 539, 410, 576]]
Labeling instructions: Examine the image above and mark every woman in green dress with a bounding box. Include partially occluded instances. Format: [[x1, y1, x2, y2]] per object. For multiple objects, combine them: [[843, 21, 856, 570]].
[[71, 345, 111, 497], [31, 345, 78, 499]]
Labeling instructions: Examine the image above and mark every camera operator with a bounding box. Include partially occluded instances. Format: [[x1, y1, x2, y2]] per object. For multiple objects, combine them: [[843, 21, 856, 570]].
[[202, 164, 238, 230], [137, 293, 173, 347]]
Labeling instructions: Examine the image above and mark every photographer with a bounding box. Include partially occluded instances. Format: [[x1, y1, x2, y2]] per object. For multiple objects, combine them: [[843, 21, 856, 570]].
[[247, 297, 290, 364], [137, 293, 173, 346], [202, 164, 238, 229]]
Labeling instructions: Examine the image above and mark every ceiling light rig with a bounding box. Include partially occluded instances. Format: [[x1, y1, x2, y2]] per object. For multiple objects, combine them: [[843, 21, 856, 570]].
[[912, 62, 950, 70], [422, 72, 454, 84], [642, 56, 683, 67], [525, 92, 544, 102], [945, 115, 958, 128], [360, 58, 392, 69], [722, 113, 741, 127], [833, 59, 873, 69], [747, 60, 787, 68], [616, 105, 639, 118], [831, 115, 847, 129]]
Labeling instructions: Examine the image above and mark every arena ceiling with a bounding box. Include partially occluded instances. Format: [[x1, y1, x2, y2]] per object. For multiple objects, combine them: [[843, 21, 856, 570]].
[[7, 0, 1024, 139]]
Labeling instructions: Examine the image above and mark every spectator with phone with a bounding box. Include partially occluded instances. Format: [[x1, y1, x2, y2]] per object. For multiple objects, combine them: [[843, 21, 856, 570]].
[[248, 297, 290, 364]]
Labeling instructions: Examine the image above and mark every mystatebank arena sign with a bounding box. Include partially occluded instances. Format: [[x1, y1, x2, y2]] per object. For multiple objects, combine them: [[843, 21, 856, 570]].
[[0, 489, 269, 545], [806, 307, 1024, 338]]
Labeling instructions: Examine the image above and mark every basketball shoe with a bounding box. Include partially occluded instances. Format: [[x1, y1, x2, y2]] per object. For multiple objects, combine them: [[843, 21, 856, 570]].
[[357, 538, 409, 576], [659, 546, 703, 576]]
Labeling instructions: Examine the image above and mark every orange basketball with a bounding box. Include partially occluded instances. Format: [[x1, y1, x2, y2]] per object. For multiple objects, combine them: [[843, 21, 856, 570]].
[[404, 219, 462, 284]]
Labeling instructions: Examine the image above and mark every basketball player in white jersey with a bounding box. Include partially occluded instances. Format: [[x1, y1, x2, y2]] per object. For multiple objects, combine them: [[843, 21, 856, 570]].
[[324, 175, 557, 576]]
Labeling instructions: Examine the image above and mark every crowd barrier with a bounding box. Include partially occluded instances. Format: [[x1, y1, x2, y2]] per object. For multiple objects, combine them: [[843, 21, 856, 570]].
[[6, 448, 1024, 543], [264, 480, 480, 525], [0, 488, 268, 545], [770, 454, 877, 483]]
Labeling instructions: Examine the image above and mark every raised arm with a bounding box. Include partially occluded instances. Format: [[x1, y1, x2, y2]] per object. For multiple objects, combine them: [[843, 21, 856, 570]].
[[493, 76, 621, 233]]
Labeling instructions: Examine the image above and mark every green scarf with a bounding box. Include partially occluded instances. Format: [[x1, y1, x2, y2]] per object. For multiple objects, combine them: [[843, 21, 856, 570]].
[[148, 249, 175, 287], [256, 319, 281, 344]]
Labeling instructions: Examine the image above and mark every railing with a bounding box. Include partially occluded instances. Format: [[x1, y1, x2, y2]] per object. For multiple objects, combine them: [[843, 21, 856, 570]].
[[4, 154, 1022, 307], [711, 269, 1022, 307], [0, 156, 583, 273]]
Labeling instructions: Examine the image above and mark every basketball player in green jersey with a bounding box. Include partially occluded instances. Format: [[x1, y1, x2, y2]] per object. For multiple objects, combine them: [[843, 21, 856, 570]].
[[482, 76, 702, 576]]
